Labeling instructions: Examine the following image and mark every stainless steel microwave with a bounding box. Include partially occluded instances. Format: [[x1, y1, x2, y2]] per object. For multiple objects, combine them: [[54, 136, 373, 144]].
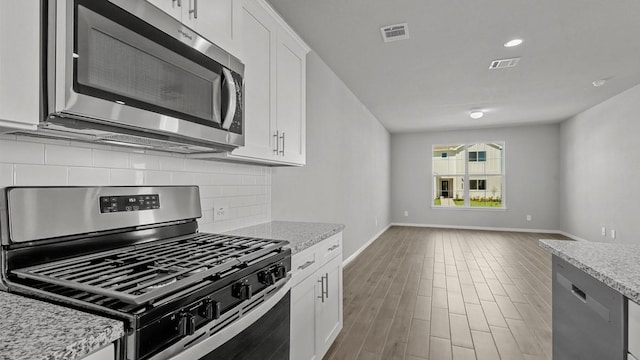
[[40, 0, 244, 153]]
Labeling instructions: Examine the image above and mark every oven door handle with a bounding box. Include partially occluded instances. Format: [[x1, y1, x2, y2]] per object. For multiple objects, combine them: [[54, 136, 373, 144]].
[[165, 278, 291, 360], [221, 68, 237, 130]]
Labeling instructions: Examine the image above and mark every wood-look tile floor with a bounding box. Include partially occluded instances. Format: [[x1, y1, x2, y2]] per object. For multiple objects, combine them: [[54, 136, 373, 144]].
[[324, 226, 570, 360]]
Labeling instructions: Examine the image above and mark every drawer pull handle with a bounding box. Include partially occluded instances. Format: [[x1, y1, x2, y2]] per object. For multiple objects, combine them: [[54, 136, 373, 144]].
[[328, 244, 340, 252], [298, 260, 315, 270]]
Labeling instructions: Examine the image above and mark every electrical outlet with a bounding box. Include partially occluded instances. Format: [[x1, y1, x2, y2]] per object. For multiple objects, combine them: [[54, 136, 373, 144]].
[[214, 205, 229, 221], [611, 229, 616, 239], [601, 227, 606, 236], [404, 210, 409, 217], [526, 214, 532, 222]]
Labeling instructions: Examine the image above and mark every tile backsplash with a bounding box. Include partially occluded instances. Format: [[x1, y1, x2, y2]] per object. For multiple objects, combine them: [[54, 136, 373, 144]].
[[0, 134, 271, 233]]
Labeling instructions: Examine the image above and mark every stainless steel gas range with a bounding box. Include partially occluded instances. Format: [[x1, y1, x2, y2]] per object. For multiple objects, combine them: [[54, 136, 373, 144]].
[[0, 186, 291, 360]]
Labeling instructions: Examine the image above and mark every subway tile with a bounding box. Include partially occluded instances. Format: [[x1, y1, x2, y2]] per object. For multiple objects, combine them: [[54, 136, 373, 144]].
[[171, 172, 196, 185], [110, 169, 144, 185], [68, 167, 110, 186], [45, 145, 92, 167], [145, 170, 172, 185], [17, 135, 69, 146], [159, 156, 185, 171], [0, 164, 14, 187], [0, 139, 44, 164], [93, 149, 129, 168], [15, 164, 67, 185], [184, 159, 209, 172], [129, 153, 160, 170]]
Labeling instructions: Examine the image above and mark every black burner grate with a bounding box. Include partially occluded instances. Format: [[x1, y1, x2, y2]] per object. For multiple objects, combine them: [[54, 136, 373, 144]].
[[11, 233, 287, 305]]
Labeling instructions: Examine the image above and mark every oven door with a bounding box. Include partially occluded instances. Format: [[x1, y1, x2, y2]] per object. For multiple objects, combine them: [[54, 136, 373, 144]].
[[50, 0, 244, 146], [153, 281, 291, 360]]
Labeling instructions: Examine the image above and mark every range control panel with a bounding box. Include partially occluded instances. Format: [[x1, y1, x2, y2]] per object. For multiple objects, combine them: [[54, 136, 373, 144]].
[[100, 194, 160, 213]]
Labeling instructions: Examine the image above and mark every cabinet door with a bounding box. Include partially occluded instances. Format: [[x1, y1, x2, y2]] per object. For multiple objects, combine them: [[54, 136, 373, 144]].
[[275, 27, 306, 165], [315, 255, 343, 358], [230, 0, 278, 160], [291, 274, 318, 360], [183, 0, 239, 56], [0, 1, 40, 132], [630, 300, 640, 358], [146, 0, 182, 21], [81, 344, 114, 360]]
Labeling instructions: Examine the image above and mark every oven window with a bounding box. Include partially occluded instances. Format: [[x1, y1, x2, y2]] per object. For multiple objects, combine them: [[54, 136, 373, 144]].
[[75, 1, 223, 128], [200, 291, 290, 360]]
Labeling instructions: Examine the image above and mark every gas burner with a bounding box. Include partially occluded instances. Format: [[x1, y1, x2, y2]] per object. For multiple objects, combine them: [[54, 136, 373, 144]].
[[139, 277, 176, 291]]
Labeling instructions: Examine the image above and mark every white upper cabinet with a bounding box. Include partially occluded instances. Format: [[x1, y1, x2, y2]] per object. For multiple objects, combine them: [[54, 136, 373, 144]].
[[0, 1, 40, 133], [229, 0, 309, 166], [146, 0, 241, 57]]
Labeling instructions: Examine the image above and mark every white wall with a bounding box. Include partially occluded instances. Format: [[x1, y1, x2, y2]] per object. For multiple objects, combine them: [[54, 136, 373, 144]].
[[560, 83, 640, 243], [390, 124, 561, 231], [271, 52, 391, 261], [0, 135, 271, 233]]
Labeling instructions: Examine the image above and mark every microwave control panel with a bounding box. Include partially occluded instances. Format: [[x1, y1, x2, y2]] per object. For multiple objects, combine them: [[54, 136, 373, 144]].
[[100, 194, 160, 213]]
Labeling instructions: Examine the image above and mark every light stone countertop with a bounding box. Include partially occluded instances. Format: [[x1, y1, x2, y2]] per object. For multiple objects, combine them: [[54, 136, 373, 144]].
[[539, 239, 640, 303], [225, 221, 345, 254], [0, 291, 124, 360]]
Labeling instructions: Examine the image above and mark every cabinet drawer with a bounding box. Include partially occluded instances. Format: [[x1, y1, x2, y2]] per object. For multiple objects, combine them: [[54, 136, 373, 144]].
[[319, 233, 342, 263], [630, 300, 640, 357], [291, 245, 319, 286]]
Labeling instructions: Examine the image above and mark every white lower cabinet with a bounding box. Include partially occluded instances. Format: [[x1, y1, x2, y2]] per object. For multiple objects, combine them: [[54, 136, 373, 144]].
[[291, 233, 343, 360], [629, 300, 640, 360], [81, 343, 114, 360]]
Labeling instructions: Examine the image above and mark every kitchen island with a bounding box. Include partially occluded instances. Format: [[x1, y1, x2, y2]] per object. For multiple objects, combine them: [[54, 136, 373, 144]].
[[540, 239, 640, 359], [0, 291, 124, 360], [539, 239, 640, 302]]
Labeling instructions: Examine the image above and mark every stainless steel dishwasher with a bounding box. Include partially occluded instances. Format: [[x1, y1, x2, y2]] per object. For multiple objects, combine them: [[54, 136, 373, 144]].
[[552, 255, 626, 359]]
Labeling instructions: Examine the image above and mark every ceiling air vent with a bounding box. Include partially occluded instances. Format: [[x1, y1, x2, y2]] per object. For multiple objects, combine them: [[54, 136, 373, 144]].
[[489, 57, 520, 69], [381, 23, 409, 42]]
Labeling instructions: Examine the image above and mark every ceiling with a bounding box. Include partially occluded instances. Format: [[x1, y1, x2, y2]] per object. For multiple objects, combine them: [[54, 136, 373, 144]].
[[266, 0, 640, 132]]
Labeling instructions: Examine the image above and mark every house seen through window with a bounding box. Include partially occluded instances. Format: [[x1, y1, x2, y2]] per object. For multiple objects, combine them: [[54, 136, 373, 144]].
[[432, 142, 504, 208]]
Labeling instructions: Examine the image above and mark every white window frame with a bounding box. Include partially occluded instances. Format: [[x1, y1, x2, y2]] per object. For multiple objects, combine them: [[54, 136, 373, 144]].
[[432, 141, 506, 210]]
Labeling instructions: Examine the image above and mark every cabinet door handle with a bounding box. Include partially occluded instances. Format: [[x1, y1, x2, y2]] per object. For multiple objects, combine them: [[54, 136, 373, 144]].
[[323, 273, 329, 299], [328, 244, 340, 252], [273, 131, 279, 155], [173, 0, 182, 7], [189, 0, 198, 19], [297, 260, 315, 270], [279, 132, 285, 155], [317, 277, 325, 303]]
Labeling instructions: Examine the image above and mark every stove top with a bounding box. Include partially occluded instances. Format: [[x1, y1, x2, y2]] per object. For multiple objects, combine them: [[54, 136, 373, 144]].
[[12, 233, 287, 305]]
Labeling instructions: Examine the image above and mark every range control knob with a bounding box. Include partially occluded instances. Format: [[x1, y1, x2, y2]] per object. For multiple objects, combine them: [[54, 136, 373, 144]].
[[272, 264, 287, 280], [199, 298, 221, 320], [232, 281, 253, 300], [258, 270, 276, 285], [178, 313, 196, 337]]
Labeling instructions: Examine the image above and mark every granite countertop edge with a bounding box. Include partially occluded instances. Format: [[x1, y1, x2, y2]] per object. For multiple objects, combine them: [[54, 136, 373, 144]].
[[539, 239, 640, 303], [0, 291, 125, 360], [225, 221, 346, 254]]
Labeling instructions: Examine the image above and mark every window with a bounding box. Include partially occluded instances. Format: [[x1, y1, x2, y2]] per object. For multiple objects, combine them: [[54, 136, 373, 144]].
[[470, 179, 486, 190], [469, 151, 486, 162], [432, 142, 504, 208]]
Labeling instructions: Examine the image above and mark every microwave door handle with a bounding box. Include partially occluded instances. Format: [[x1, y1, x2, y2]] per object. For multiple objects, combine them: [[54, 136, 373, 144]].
[[221, 68, 237, 130]]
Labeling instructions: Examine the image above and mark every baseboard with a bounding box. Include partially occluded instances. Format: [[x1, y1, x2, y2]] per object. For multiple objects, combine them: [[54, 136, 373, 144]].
[[343, 224, 391, 268], [390, 222, 564, 234], [556, 231, 589, 242]]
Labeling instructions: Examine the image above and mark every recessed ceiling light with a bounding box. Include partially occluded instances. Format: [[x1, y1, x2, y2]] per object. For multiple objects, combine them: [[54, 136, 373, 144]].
[[470, 111, 484, 119], [504, 39, 523, 48], [592, 79, 607, 87]]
